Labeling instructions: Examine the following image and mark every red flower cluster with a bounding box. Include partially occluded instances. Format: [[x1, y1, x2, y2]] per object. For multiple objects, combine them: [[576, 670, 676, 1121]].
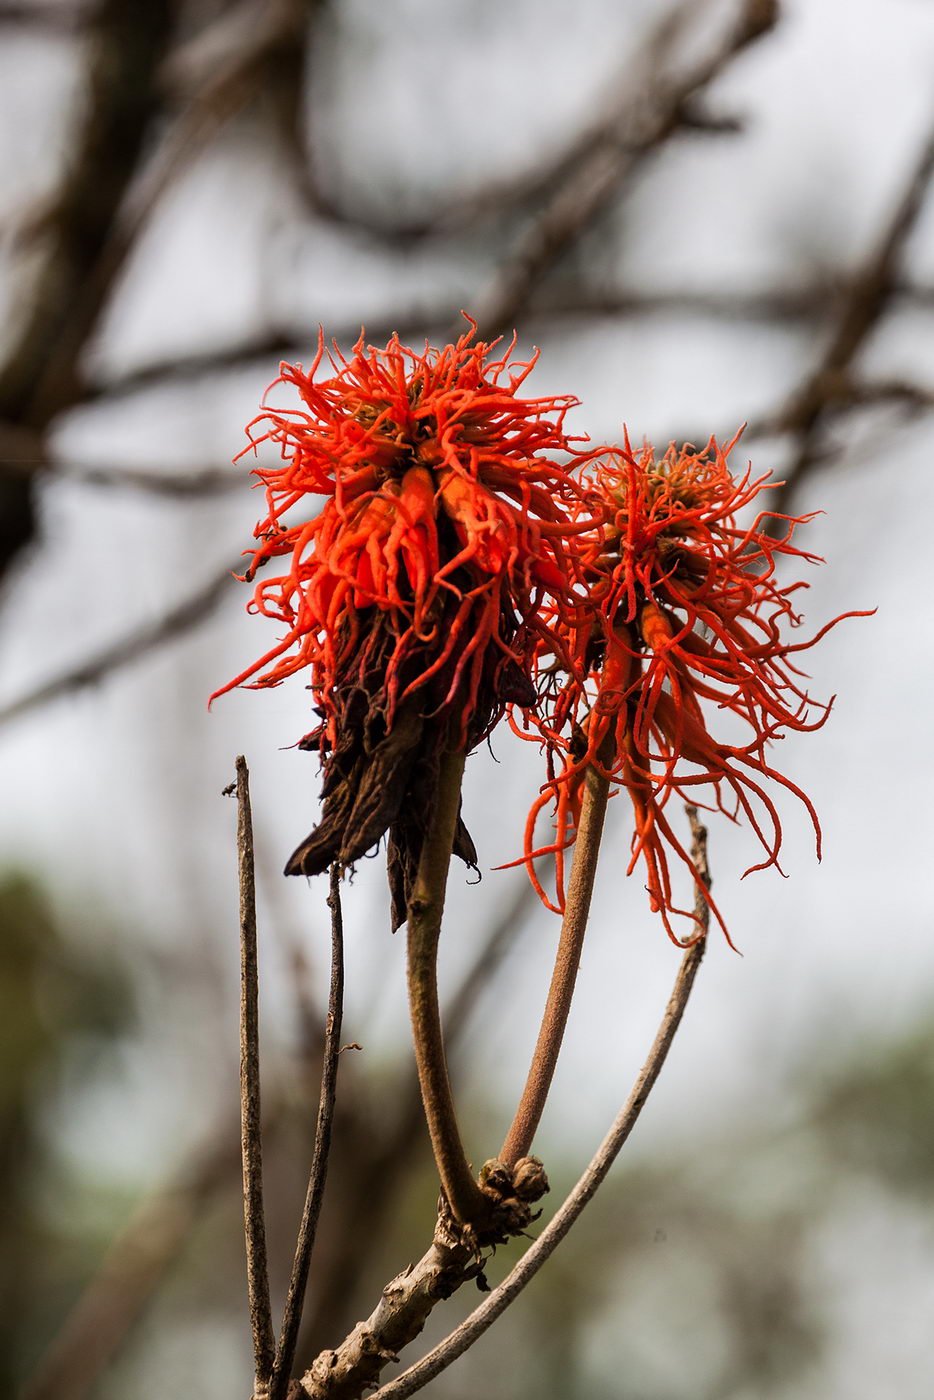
[[211, 324, 592, 915], [514, 432, 858, 943], [214, 325, 860, 941], [212, 325, 588, 740]]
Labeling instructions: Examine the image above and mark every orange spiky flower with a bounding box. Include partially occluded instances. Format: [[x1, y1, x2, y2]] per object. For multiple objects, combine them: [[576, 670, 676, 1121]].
[[513, 431, 865, 944], [211, 322, 592, 921]]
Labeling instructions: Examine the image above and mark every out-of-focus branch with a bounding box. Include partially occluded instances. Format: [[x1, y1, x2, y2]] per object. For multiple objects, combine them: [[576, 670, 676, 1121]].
[[0, 0, 174, 581], [473, 0, 779, 335], [56, 0, 779, 434], [0, 1, 173, 425], [269, 866, 345, 1400], [237, 756, 276, 1394], [50, 462, 244, 495], [159, 0, 302, 101], [300, 815, 710, 1400], [257, 0, 333, 226], [0, 1, 324, 584], [77, 317, 444, 406], [657, 368, 934, 459], [0, 562, 237, 730], [836, 376, 934, 413], [0, 1, 91, 30], [365, 810, 712, 1400], [766, 122, 934, 516], [303, 4, 749, 244], [120, 0, 309, 268], [73, 274, 934, 424]]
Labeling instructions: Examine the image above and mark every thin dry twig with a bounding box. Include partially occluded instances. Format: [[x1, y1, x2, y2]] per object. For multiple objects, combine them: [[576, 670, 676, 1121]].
[[365, 810, 711, 1400], [270, 866, 346, 1400], [0, 561, 236, 730], [237, 755, 276, 1392]]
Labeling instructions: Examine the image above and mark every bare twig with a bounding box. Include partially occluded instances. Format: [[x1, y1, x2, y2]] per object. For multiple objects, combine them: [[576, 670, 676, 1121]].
[[499, 762, 611, 1167], [0, 561, 236, 730], [473, 0, 779, 335], [366, 811, 711, 1400], [654, 367, 934, 474], [270, 866, 346, 1400], [405, 748, 492, 1229], [0, 1, 320, 583], [237, 756, 276, 1392]]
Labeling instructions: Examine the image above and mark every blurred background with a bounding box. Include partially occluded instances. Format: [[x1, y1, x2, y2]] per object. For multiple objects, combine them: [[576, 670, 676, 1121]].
[[1, 0, 933, 1396]]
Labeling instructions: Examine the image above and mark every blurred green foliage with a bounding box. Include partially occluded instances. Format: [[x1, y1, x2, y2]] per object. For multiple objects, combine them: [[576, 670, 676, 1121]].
[[0, 872, 134, 1394], [813, 1027, 934, 1201]]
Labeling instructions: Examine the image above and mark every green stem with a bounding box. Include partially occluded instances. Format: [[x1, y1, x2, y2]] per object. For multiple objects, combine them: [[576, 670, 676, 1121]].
[[500, 759, 611, 1168], [406, 747, 491, 1227]]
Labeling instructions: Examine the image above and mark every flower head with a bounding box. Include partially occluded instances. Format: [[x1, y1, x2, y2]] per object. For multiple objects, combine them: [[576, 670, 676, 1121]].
[[211, 323, 591, 918], [515, 431, 862, 944]]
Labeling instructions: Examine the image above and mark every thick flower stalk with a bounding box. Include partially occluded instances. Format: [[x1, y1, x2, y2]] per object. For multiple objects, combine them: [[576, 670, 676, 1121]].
[[211, 323, 591, 919], [515, 432, 861, 944]]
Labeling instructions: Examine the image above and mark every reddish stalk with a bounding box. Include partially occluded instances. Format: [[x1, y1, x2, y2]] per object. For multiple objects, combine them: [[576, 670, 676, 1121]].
[[500, 756, 611, 1167]]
